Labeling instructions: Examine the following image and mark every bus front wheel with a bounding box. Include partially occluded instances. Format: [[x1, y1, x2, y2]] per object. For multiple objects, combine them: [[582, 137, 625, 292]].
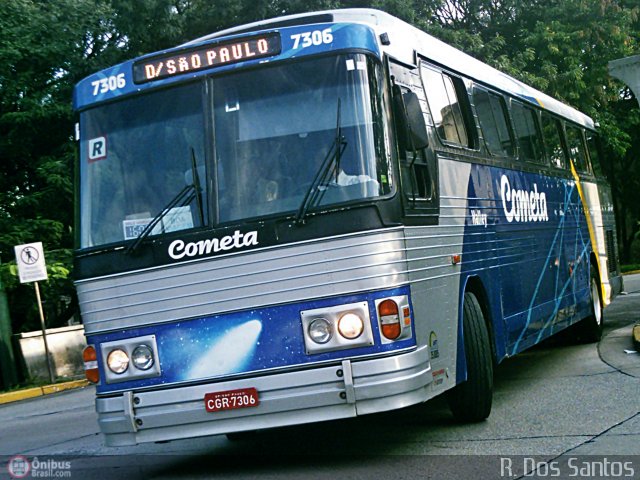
[[447, 291, 493, 423]]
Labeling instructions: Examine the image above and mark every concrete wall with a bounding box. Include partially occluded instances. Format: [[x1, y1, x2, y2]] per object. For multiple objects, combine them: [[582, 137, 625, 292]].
[[14, 325, 86, 382]]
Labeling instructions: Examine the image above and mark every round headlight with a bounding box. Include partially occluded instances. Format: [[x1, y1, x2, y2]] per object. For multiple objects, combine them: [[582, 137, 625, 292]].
[[107, 349, 129, 374], [338, 313, 364, 340], [132, 344, 154, 371], [308, 318, 332, 344]]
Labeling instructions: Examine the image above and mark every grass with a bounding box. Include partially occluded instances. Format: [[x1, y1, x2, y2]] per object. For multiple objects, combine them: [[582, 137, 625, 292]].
[[621, 264, 640, 274]]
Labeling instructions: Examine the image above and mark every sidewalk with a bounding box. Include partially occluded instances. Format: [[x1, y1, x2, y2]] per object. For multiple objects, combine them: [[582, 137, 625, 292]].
[[0, 379, 89, 405]]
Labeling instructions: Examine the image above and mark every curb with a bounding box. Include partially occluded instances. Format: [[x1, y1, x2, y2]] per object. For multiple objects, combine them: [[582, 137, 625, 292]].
[[0, 379, 89, 405], [598, 323, 640, 379]]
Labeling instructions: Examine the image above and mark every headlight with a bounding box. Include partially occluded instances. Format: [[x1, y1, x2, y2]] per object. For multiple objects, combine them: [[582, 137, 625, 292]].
[[301, 301, 374, 354], [132, 344, 154, 370], [100, 334, 161, 384], [338, 313, 364, 340], [308, 318, 332, 344], [106, 349, 129, 374]]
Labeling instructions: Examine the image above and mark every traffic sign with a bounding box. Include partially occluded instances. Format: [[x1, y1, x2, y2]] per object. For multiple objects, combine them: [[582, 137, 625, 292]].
[[13, 242, 54, 381], [14, 242, 48, 284]]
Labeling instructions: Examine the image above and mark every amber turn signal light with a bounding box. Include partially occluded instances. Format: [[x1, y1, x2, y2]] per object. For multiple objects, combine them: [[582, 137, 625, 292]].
[[378, 299, 401, 340], [83, 345, 100, 384]]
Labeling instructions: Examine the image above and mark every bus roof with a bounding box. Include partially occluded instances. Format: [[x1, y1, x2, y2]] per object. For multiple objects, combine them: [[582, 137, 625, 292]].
[[188, 8, 594, 129], [76, 8, 594, 129]]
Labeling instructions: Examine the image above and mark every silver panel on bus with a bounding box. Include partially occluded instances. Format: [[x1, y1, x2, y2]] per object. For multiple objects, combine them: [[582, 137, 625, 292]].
[[77, 228, 410, 334]]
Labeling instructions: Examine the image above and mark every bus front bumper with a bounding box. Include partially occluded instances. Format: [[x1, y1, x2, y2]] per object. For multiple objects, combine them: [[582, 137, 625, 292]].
[[96, 346, 432, 446]]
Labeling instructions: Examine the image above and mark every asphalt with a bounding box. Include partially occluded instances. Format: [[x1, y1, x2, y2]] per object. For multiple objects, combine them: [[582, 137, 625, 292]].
[[599, 322, 640, 378]]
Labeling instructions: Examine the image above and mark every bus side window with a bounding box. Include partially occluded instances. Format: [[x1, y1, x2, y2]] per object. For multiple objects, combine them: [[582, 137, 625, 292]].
[[473, 87, 514, 157], [421, 66, 471, 148], [511, 101, 544, 164], [401, 150, 436, 203], [541, 113, 567, 170], [585, 131, 604, 179], [566, 124, 590, 173]]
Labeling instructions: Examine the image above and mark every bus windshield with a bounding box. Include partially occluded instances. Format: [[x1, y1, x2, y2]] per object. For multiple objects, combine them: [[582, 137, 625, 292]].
[[79, 53, 388, 248], [79, 84, 207, 248], [212, 53, 388, 223]]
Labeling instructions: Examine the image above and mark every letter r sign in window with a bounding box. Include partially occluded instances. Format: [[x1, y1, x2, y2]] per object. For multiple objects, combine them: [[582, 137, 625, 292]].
[[88, 136, 107, 162]]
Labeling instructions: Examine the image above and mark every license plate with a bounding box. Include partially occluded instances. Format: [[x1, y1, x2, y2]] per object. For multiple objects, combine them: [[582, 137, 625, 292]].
[[204, 388, 260, 413]]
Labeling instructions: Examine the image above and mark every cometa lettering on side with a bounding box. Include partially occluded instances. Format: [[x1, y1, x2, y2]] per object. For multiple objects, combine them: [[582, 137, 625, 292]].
[[500, 174, 549, 223]]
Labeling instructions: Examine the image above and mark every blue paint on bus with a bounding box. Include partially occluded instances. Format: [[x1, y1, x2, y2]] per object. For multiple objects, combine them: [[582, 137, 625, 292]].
[[90, 285, 414, 393], [456, 163, 593, 384], [73, 23, 380, 111]]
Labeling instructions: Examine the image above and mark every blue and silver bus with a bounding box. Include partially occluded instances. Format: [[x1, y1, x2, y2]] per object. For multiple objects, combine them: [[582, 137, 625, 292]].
[[74, 9, 623, 446]]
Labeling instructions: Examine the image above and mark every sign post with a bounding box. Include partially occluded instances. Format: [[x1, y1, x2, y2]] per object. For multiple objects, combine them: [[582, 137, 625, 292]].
[[13, 242, 55, 383]]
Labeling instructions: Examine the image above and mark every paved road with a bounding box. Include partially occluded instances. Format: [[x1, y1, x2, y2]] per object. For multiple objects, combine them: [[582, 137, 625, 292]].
[[1, 275, 639, 479]]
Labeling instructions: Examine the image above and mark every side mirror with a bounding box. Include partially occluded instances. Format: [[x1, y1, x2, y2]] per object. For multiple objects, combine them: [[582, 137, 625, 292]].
[[393, 86, 429, 152]]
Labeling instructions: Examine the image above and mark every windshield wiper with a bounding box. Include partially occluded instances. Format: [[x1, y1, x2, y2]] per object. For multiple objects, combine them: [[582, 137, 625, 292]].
[[190, 147, 205, 226], [127, 148, 204, 254], [295, 99, 347, 225]]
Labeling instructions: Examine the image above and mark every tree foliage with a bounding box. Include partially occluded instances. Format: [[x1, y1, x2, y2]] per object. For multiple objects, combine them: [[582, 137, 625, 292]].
[[0, 0, 637, 332]]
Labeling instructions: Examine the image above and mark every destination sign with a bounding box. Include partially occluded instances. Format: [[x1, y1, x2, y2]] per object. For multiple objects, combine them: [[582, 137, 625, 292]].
[[133, 33, 281, 84]]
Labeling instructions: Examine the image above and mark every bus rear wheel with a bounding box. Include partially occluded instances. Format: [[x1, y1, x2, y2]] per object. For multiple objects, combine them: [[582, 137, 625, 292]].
[[447, 291, 493, 423], [576, 265, 604, 343]]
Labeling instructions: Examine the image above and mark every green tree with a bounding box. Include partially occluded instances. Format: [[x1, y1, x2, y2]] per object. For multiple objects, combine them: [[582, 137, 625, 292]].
[[0, 0, 121, 332]]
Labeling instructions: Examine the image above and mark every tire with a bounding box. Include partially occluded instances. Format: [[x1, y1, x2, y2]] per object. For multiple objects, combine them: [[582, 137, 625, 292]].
[[576, 265, 604, 343], [447, 291, 493, 422]]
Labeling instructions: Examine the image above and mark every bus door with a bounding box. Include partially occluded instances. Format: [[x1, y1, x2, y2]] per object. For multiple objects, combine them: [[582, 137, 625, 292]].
[[388, 59, 439, 219]]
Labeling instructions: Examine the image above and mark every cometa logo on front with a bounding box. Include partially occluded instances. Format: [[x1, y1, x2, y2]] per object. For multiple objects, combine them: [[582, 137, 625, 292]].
[[168, 230, 258, 260], [500, 175, 549, 223]]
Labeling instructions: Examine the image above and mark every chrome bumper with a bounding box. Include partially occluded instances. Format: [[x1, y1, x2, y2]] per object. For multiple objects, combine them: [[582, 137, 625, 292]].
[[96, 347, 431, 446]]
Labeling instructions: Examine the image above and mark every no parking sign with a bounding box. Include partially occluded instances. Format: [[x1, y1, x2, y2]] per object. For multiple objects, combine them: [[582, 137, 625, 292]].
[[13, 241, 54, 382], [14, 242, 48, 284]]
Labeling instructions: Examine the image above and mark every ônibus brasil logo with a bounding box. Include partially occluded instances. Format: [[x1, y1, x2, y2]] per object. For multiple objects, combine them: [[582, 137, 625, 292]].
[[7, 456, 30, 478], [7, 456, 72, 478]]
